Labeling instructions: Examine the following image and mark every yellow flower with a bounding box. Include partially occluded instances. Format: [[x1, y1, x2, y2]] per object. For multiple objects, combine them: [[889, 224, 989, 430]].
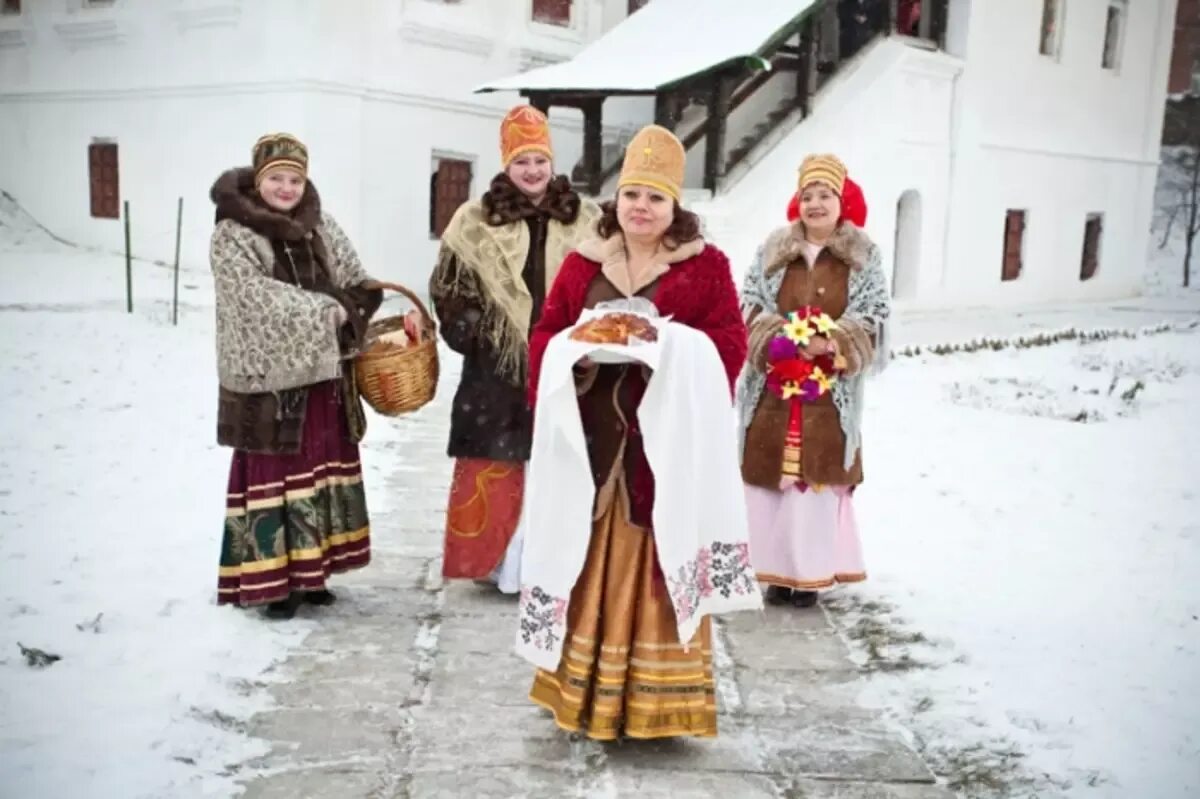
[[783, 317, 813, 346], [813, 313, 837, 334], [780, 381, 801, 400], [812, 366, 834, 393]]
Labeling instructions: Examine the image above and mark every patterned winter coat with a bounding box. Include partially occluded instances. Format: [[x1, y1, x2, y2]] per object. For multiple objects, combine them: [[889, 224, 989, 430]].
[[739, 221, 890, 487], [210, 167, 382, 453], [430, 174, 600, 462]]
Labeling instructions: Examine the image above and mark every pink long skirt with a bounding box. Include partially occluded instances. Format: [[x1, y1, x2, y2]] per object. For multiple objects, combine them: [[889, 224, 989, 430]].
[[744, 483, 866, 590]]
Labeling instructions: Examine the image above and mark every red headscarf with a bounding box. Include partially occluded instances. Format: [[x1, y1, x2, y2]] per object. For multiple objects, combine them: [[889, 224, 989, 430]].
[[787, 176, 868, 228]]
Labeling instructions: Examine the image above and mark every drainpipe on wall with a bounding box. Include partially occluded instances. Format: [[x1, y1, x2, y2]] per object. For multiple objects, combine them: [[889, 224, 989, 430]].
[[939, 0, 969, 293], [939, 69, 962, 292]]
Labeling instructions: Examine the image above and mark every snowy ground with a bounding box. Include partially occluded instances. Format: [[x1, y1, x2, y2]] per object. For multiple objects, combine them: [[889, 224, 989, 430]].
[[832, 317, 1200, 797], [0, 222, 302, 796], [0, 192, 1198, 798]]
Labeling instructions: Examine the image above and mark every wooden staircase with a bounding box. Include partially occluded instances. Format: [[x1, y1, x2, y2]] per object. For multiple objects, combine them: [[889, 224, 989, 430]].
[[725, 98, 800, 174], [551, 0, 950, 197]]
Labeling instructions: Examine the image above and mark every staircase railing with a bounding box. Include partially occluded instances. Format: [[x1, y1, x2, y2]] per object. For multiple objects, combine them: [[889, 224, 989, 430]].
[[569, 0, 949, 196]]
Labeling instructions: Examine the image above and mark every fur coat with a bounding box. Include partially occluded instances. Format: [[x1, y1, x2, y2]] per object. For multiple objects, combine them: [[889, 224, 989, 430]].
[[528, 237, 748, 528], [210, 167, 381, 453], [739, 221, 890, 487]]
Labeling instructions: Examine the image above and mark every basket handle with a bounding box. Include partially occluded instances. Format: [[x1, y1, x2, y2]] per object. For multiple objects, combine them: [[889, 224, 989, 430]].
[[375, 281, 435, 328]]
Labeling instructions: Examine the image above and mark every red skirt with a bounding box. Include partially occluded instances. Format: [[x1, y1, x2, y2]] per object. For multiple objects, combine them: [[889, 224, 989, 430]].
[[441, 458, 524, 579], [217, 381, 370, 606]]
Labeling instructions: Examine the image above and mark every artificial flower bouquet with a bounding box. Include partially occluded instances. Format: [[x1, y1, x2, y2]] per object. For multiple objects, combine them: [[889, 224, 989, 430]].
[[765, 306, 844, 401]]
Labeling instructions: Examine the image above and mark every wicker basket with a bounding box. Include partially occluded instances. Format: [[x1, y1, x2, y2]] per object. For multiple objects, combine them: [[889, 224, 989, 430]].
[[354, 284, 439, 416]]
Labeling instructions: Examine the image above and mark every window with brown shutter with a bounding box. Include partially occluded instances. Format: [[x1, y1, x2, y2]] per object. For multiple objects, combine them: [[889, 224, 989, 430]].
[[1001, 209, 1025, 282], [532, 0, 572, 27], [1101, 1, 1126, 70], [430, 157, 472, 239], [1080, 213, 1102, 281], [1, 1, 21, 16], [88, 142, 120, 220], [1039, 0, 1063, 58]]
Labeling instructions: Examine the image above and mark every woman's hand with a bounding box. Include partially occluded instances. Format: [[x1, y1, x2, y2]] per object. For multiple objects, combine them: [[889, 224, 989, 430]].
[[802, 336, 832, 359], [328, 304, 349, 328], [361, 279, 405, 293]]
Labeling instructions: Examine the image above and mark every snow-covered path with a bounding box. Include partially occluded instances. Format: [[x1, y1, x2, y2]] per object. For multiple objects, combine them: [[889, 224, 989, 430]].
[[0, 237, 1197, 796]]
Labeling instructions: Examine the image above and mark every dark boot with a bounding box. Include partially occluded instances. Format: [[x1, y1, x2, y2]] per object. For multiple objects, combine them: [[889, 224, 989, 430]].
[[791, 590, 819, 608], [765, 585, 794, 605], [303, 589, 337, 606], [264, 593, 303, 619]]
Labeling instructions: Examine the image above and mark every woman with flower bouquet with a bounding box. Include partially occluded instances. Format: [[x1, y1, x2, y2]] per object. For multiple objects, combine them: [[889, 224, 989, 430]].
[[737, 154, 891, 607]]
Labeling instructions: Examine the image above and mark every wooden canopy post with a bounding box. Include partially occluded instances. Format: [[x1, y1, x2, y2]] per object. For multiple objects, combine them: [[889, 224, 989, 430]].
[[797, 14, 815, 114], [581, 96, 605, 196], [703, 72, 735, 191], [654, 92, 679, 130], [526, 92, 552, 114]]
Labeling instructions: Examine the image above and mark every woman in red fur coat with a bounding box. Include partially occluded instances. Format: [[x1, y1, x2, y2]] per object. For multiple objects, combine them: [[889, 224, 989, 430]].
[[524, 125, 748, 741]]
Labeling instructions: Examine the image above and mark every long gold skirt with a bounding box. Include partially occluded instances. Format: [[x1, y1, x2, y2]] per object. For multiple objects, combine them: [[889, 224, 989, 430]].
[[529, 494, 717, 740]]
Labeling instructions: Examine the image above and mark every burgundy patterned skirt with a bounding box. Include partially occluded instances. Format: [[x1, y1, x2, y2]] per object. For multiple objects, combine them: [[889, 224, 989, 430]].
[[217, 380, 370, 606]]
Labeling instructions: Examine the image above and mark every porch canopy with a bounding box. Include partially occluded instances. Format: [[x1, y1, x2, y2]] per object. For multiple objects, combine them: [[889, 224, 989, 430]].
[[475, 0, 817, 96]]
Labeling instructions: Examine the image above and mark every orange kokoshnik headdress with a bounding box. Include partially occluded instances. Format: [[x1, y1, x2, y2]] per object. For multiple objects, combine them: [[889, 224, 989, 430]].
[[500, 105, 554, 167]]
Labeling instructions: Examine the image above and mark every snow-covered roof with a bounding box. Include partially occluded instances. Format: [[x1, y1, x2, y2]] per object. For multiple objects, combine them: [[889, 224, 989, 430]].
[[475, 0, 818, 95]]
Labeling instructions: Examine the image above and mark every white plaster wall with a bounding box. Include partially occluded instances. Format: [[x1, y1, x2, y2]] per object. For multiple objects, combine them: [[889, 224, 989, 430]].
[[0, 0, 627, 283], [944, 148, 1149, 302], [0, 90, 310, 267], [696, 39, 959, 301], [354, 95, 588, 291], [2, 0, 1175, 308], [940, 0, 1177, 304], [699, 0, 1177, 309]]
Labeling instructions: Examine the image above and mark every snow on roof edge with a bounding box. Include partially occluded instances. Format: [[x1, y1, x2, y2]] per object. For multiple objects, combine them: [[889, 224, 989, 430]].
[[474, 55, 773, 96], [473, 0, 815, 96]]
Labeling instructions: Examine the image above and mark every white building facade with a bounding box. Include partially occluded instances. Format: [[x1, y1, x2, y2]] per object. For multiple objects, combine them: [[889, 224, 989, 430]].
[[0, 0, 1179, 308], [0, 0, 643, 289], [695, 0, 1177, 308]]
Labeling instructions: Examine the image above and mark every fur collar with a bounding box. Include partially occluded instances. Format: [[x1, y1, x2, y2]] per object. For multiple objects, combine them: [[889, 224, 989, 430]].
[[766, 221, 872, 275], [481, 173, 581, 227], [576, 233, 706, 297], [210, 167, 322, 241]]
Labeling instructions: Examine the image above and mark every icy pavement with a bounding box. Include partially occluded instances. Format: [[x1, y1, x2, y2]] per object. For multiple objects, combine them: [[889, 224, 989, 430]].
[[233, 358, 952, 799]]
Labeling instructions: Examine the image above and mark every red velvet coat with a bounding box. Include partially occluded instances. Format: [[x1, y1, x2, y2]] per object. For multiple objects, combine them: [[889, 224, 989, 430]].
[[528, 243, 748, 528]]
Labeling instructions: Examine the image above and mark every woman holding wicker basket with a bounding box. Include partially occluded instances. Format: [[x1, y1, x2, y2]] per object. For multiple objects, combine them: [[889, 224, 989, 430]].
[[429, 105, 600, 593], [210, 132, 405, 619]]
